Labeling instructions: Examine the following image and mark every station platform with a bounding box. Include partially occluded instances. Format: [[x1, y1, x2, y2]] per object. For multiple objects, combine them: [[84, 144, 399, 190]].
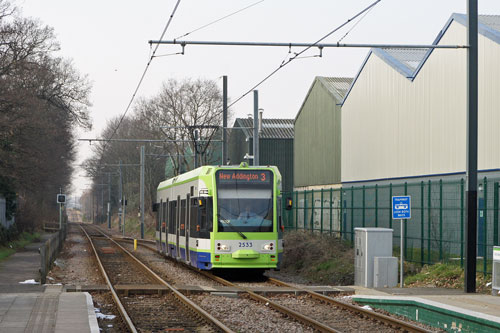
[[0, 234, 99, 332], [0, 286, 99, 333], [350, 286, 500, 332]]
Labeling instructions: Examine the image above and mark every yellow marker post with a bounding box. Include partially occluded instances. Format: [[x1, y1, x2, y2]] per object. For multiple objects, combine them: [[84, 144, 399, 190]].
[[134, 239, 137, 251]]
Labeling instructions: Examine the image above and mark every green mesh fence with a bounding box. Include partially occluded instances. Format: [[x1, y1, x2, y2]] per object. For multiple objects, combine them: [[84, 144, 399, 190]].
[[282, 177, 500, 276]]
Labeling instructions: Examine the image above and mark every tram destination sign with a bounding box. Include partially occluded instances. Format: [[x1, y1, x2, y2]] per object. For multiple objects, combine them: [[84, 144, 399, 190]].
[[217, 170, 271, 184], [392, 196, 411, 220]]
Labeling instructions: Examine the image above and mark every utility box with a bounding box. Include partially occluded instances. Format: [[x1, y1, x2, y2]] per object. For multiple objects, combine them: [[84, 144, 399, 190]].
[[374, 256, 398, 288], [354, 228, 393, 287], [493, 246, 500, 296]]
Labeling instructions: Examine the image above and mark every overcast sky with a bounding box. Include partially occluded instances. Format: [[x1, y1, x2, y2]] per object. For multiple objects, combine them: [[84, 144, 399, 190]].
[[18, 0, 500, 197]]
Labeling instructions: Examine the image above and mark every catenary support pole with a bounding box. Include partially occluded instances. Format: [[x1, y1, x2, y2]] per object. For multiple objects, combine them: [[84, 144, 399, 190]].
[[59, 187, 62, 230], [123, 195, 126, 237], [465, 0, 478, 294], [107, 173, 111, 229], [140, 146, 145, 239], [253, 90, 259, 166], [222, 76, 228, 164], [119, 160, 123, 232]]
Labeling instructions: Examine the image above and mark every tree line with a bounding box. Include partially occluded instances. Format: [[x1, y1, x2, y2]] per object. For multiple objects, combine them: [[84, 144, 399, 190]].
[[0, 0, 91, 232], [82, 78, 228, 228]]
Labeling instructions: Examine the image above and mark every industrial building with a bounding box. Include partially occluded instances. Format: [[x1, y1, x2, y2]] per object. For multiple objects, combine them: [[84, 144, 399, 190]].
[[228, 118, 294, 192], [288, 14, 500, 264], [294, 77, 352, 191], [341, 13, 500, 184]]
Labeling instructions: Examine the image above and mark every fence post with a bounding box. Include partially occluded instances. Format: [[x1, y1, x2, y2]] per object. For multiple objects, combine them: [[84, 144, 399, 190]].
[[351, 186, 354, 244], [483, 177, 488, 276], [389, 183, 393, 229], [320, 189, 324, 233], [310, 190, 315, 233], [461, 179, 465, 268], [375, 184, 378, 227], [330, 188, 334, 236], [362, 185, 366, 227], [295, 191, 299, 230], [428, 179, 431, 263], [439, 179, 443, 261], [494, 182, 499, 246], [303, 190, 307, 231], [421, 181, 424, 265]]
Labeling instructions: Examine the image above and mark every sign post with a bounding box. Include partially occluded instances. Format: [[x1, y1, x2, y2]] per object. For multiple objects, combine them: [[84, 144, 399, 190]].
[[57, 193, 66, 230], [392, 195, 411, 288]]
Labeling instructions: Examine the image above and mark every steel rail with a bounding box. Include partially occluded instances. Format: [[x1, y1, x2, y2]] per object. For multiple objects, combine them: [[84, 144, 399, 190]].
[[118, 237, 430, 332], [198, 271, 340, 333], [268, 277, 431, 333], [91, 227, 234, 333], [116, 235, 430, 332], [114, 237, 337, 332], [79, 225, 138, 333]]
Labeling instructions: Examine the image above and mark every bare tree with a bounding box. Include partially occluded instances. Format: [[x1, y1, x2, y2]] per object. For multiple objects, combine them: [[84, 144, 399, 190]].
[[0, 0, 92, 231]]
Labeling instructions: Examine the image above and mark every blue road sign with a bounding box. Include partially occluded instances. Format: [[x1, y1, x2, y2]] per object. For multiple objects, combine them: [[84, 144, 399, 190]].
[[392, 196, 411, 219]]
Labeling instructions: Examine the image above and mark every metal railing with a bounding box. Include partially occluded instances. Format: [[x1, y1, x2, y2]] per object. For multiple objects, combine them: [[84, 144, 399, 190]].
[[282, 176, 500, 276]]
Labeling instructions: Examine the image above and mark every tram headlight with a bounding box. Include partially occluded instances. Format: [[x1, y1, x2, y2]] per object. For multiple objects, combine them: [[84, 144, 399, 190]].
[[217, 243, 231, 252], [262, 243, 274, 251]]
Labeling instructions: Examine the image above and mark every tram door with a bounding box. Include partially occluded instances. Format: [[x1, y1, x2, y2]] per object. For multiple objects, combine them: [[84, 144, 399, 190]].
[[162, 200, 168, 254], [158, 200, 162, 251], [176, 196, 180, 258], [185, 194, 191, 262]]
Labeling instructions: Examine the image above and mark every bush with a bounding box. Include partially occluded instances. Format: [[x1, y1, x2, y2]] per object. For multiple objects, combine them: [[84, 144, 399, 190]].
[[280, 231, 354, 285]]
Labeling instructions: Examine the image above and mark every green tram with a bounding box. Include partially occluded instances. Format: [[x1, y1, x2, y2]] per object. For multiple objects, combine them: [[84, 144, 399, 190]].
[[155, 163, 285, 271]]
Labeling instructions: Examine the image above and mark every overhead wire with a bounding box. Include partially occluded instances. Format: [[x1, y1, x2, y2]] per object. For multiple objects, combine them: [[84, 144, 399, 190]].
[[96, 0, 266, 158], [174, 0, 265, 40], [336, 4, 376, 43], [227, 0, 382, 110], [96, 0, 182, 162]]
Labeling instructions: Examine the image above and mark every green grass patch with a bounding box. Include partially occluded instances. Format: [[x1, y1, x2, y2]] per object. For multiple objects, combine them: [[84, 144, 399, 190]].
[[405, 262, 491, 293], [0, 232, 41, 261]]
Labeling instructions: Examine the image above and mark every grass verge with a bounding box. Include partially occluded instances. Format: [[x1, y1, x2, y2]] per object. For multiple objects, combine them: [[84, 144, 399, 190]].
[[405, 262, 491, 293], [0, 232, 41, 261]]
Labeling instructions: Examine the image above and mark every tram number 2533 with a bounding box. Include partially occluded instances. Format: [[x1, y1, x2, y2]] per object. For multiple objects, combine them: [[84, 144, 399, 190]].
[[239, 242, 253, 248]]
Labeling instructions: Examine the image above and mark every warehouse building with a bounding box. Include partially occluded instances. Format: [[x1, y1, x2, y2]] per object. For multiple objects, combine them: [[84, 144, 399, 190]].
[[294, 76, 353, 191], [342, 13, 500, 184], [339, 13, 500, 261], [228, 118, 294, 192]]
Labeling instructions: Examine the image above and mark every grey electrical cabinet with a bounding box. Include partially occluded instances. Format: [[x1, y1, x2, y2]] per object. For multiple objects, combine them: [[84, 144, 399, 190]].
[[354, 228, 393, 288], [373, 257, 398, 288], [493, 246, 500, 296]]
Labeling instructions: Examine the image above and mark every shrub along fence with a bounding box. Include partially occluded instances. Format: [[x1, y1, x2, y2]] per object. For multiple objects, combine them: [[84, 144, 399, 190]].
[[39, 223, 67, 284], [282, 176, 500, 276]]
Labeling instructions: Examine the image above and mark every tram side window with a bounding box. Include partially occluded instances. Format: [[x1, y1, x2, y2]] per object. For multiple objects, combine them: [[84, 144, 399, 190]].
[[168, 201, 176, 234], [190, 198, 199, 237], [199, 197, 213, 238]]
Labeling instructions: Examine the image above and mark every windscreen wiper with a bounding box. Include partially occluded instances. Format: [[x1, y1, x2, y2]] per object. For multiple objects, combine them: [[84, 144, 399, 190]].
[[218, 215, 247, 239]]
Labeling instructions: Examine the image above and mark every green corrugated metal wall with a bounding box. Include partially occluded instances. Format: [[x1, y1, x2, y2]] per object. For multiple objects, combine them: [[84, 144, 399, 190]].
[[228, 132, 294, 192], [294, 79, 342, 188], [260, 139, 293, 192]]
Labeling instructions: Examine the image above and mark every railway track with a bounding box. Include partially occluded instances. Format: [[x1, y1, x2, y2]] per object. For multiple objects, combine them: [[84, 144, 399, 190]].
[[106, 232, 432, 332], [79, 224, 233, 333]]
